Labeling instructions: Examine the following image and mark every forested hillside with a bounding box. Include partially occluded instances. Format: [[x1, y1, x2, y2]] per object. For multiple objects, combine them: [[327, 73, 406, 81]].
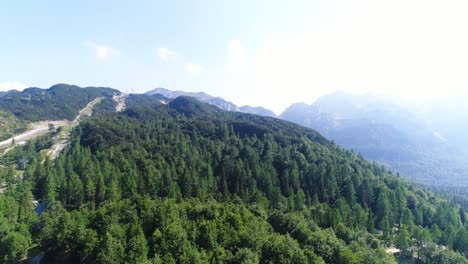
[[0, 84, 119, 122], [0, 110, 27, 141], [0, 96, 466, 263]]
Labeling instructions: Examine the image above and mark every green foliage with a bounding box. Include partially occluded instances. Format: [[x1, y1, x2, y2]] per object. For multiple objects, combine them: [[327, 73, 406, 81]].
[[430, 249, 468, 264], [0, 110, 27, 141], [0, 231, 31, 263], [125, 94, 165, 110], [92, 97, 118, 115], [0, 84, 118, 121], [0, 98, 466, 263]]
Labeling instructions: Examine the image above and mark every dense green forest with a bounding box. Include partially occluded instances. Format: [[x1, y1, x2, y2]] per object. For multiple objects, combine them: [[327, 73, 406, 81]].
[[0, 96, 466, 263], [92, 93, 168, 115], [92, 97, 119, 115], [428, 185, 468, 212], [0, 84, 118, 122]]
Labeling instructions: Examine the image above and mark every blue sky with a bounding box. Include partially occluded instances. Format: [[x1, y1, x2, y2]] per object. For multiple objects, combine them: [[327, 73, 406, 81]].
[[1, 0, 468, 113]]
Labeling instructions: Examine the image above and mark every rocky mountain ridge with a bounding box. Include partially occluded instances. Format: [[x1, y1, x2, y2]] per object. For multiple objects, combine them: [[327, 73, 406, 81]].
[[145, 87, 277, 117]]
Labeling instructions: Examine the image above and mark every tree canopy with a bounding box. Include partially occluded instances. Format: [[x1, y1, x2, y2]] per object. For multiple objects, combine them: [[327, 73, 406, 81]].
[[0, 96, 466, 263]]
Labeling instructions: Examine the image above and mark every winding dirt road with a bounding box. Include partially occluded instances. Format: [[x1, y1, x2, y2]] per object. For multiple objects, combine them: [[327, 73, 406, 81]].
[[0, 120, 68, 149], [48, 97, 104, 159], [0, 97, 105, 158], [113, 93, 128, 112]]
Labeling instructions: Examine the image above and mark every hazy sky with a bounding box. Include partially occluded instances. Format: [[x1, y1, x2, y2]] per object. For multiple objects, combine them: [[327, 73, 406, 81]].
[[1, 0, 468, 113]]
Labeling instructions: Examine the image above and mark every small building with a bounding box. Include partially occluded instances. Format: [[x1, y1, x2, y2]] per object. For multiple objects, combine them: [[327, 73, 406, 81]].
[[33, 200, 49, 216]]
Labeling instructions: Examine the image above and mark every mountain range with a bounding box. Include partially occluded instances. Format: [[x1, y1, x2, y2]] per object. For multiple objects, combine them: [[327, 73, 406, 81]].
[[145, 88, 277, 117], [146, 88, 468, 187], [0, 84, 466, 263], [280, 92, 468, 187], [1, 84, 466, 187]]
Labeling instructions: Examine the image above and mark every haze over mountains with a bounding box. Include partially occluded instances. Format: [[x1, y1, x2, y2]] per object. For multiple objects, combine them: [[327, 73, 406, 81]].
[[281, 92, 468, 187]]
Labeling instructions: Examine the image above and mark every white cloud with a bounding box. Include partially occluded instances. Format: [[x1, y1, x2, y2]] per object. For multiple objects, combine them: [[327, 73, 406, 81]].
[[226, 39, 246, 73], [84, 41, 120, 61], [156, 47, 203, 74], [0, 81, 28, 91], [252, 0, 468, 112], [184, 62, 202, 73], [159, 47, 177, 62], [95, 45, 119, 61]]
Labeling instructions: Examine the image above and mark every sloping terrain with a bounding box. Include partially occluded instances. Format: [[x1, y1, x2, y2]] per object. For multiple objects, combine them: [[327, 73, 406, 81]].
[[0, 83, 119, 121], [280, 92, 468, 187], [0, 120, 68, 152], [46, 97, 105, 160], [0, 96, 464, 263], [113, 93, 128, 112], [0, 110, 28, 141], [146, 87, 277, 117], [0, 96, 109, 159]]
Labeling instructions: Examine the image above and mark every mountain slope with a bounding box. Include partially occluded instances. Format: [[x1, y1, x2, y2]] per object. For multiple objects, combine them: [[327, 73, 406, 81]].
[[280, 92, 468, 187], [0, 84, 119, 122], [0, 110, 28, 141], [0, 90, 16, 97], [0, 97, 465, 263]]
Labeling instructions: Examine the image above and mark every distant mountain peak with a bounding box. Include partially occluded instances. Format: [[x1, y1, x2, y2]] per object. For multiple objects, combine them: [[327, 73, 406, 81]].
[[238, 105, 277, 117], [280, 91, 468, 186], [168, 96, 219, 117], [145, 87, 277, 117], [50, 83, 80, 89]]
